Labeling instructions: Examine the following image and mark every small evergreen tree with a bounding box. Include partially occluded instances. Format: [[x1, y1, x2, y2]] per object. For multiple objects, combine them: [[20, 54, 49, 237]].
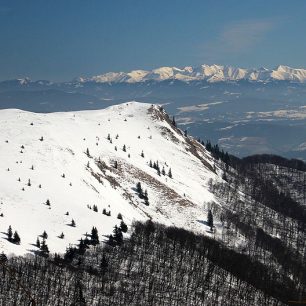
[[168, 168, 172, 178], [59, 232, 64, 239], [162, 167, 166, 176], [42, 231, 48, 239], [144, 190, 149, 206], [13, 231, 20, 244], [78, 238, 86, 255], [136, 182, 143, 198], [114, 160, 118, 169], [120, 221, 128, 233], [86, 148, 90, 156], [40, 239, 49, 256], [71, 219, 76, 227], [207, 209, 214, 231], [117, 213, 123, 220], [7, 226, 13, 241], [113, 225, 123, 245], [91, 226, 99, 245], [141, 150, 144, 158], [46, 199, 51, 206], [172, 116, 176, 127], [36, 237, 40, 248], [123, 144, 126, 152], [27, 179, 31, 186]]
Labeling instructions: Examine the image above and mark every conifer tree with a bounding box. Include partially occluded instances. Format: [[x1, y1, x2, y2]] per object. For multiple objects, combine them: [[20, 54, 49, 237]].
[[40, 238, 49, 256], [13, 231, 20, 244], [36, 237, 40, 248], [78, 238, 86, 255], [207, 209, 214, 231], [144, 190, 149, 206], [91, 226, 99, 245], [120, 220, 128, 233], [7, 226, 12, 242], [42, 230, 48, 239], [113, 225, 123, 245], [172, 116, 176, 127], [123, 144, 126, 152], [136, 182, 143, 198], [168, 168, 172, 178]]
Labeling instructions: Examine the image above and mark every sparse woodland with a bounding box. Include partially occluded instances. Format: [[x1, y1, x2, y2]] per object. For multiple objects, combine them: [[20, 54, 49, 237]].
[[0, 220, 299, 305], [0, 105, 306, 305]]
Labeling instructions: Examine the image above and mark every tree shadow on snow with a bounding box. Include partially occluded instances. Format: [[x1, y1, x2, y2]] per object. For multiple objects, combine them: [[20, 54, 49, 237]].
[[196, 220, 213, 233]]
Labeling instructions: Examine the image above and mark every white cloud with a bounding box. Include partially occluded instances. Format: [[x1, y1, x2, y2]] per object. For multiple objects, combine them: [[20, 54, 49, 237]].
[[200, 18, 278, 61]]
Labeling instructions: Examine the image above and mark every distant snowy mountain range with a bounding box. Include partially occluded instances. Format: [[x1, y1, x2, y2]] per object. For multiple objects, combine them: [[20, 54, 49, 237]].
[[81, 64, 306, 84], [3, 64, 306, 86], [1, 64, 305, 162]]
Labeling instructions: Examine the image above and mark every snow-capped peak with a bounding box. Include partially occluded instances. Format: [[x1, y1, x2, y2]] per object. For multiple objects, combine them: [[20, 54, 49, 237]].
[[81, 64, 306, 84]]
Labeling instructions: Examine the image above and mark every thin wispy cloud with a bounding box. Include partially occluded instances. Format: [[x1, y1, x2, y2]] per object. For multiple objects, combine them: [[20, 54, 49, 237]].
[[200, 18, 278, 63]]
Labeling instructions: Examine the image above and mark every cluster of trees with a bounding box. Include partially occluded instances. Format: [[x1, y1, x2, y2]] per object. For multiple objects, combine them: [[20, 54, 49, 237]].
[[205, 140, 230, 165], [136, 182, 149, 205], [149, 160, 172, 178], [7, 226, 20, 245]]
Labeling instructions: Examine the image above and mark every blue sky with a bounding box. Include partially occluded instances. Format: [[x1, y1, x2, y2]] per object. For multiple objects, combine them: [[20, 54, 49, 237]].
[[0, 0, 305, 81]]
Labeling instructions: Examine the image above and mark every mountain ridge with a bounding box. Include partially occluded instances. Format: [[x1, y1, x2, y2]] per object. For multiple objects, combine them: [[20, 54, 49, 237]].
[[2, 64, 306, 85], [83, 64, 306, 84], [0, 102, 217, 256]]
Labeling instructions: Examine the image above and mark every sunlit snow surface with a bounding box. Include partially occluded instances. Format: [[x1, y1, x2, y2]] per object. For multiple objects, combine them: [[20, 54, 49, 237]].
[[0, 102, 220, 255]]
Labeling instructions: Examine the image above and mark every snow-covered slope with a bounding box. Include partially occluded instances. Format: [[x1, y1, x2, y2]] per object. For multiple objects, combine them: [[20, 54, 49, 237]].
[[84, 64, 306, 83], [0, 102, 219, 255]]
